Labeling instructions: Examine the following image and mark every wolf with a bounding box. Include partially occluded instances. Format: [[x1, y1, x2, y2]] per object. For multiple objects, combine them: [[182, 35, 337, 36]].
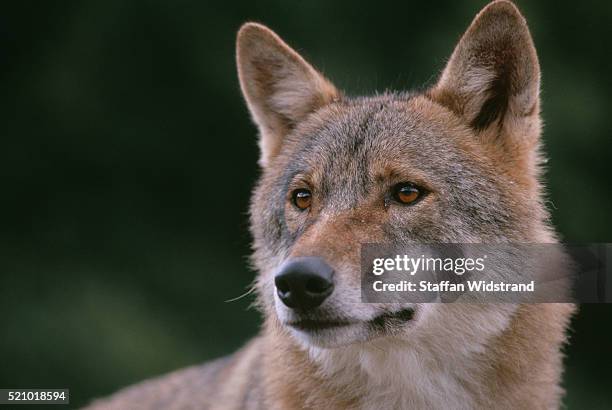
[[86, 1, 574, 409]]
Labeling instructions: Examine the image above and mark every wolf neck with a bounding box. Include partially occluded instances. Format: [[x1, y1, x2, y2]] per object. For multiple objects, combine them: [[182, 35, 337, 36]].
[[306, 339, 486, 410], [262, 304, 571, 410]]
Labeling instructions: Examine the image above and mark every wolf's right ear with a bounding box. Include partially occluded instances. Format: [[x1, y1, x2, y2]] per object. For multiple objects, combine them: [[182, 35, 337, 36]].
[[236, 23, 339, 167]]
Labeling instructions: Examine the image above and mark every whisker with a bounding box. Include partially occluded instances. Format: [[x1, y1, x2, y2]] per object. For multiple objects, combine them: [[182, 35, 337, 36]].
[[225, 285, 256, 303]]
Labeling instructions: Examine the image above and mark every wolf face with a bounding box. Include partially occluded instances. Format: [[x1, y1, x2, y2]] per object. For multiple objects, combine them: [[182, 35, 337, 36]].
[[237, 1, 552, 348]]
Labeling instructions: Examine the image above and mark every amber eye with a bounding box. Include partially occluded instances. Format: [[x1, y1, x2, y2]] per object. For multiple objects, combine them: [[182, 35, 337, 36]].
[[292, 189, 312, 210], [393, 183, 422, 205]]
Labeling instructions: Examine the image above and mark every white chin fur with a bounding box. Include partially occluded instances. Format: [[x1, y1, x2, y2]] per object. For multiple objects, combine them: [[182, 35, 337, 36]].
[[300, 304, 519, 410], [288, 322, 370, 348]]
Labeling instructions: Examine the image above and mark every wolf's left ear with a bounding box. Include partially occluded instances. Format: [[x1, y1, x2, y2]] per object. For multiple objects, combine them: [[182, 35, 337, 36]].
[[429, 1, 541, 146], [236, 23, 339, 167]]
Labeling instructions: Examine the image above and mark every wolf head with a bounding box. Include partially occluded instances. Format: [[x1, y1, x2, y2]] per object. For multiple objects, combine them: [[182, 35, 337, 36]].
[[237, 1, 553, 348]]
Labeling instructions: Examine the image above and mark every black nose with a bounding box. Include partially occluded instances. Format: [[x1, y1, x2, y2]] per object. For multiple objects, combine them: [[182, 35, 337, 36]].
[[275, 257, 334, 310]]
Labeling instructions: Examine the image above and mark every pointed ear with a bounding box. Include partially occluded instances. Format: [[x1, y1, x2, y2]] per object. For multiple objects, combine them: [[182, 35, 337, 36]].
[[236, 23, 340, 167], [429, 1, 541, 147]]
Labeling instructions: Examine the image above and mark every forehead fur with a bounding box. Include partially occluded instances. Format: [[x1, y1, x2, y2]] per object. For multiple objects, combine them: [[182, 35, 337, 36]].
[[271, 93, 506, 191]]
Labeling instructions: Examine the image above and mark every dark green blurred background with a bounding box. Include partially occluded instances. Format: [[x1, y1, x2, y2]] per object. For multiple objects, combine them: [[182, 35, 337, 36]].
[[1, 1, 610, 408]]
